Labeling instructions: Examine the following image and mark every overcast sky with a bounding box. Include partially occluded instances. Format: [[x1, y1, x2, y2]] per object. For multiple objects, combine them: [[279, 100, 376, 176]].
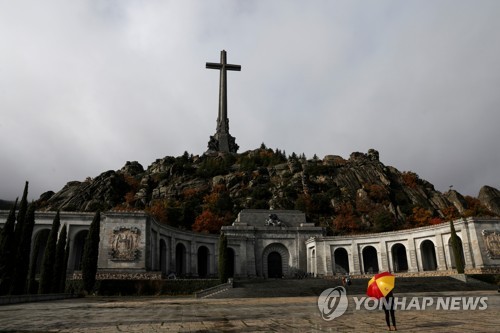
[[1, 0, 499, 201]]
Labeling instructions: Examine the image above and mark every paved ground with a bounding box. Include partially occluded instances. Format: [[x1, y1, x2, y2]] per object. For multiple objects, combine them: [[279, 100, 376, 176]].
[[0, 290, 498, 332]]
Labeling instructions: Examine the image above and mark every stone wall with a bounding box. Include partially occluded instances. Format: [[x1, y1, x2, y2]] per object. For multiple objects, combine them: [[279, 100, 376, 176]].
[[98, 212, 150, 271]]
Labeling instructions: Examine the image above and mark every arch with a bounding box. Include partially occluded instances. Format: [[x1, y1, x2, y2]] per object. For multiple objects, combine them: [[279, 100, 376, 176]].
[[391, 243, 408, 272], [362, 246, 379, 274], [448, 236, 465, 269], [175, 243, 187, 275], [227, 247, 235, 278], [197, 246, 209, 278], [262, 243, 290, 278], [333, 247, 349, 274], [73, 230, 88, 271], [421, 240, 437, 271], [159, 239, 167, 275], [31, 229, 50, 274]]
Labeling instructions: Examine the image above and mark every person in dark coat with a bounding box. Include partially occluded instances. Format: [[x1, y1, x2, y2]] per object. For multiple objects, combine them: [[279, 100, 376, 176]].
[[382, 290, 397, 331]]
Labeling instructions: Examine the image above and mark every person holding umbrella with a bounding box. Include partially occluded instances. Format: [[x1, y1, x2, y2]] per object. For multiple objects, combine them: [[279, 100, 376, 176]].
[[366, 271, 397, 331], [382, 290, 397, 331]]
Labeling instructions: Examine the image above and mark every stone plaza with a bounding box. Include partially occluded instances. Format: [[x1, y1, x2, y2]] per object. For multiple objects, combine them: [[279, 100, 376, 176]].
[[0, 289, 498, 332]]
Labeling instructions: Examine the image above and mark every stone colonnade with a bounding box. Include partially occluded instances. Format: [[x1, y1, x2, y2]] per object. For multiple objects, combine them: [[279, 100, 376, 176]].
[[0, 210, 498, 279], [306, 218, 500, 276]]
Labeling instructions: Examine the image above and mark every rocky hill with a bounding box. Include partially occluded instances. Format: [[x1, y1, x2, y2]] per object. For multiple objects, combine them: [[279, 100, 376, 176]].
[[35, 147, 499, 235]]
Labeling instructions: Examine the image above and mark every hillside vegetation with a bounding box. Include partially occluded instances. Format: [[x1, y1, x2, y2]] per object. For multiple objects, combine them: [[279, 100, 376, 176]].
[[35, 146, 499, 235]]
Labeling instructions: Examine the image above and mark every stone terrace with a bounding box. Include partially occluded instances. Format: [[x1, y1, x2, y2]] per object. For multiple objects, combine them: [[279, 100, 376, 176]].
[[208, 275, 498, 299]]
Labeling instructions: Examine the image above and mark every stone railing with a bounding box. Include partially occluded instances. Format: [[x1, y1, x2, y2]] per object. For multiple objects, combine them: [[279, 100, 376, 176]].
[[195, 279, 233, 299], [324, 269, 498, 280]]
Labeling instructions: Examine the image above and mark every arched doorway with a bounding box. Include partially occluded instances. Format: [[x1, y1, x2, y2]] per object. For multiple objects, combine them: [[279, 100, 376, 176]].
[[262, 243, 289, 278], [362, 246, 379, 274], [268, 252, 282, 278], [333, 248, 349, 274], [448, 236, 465, 269], [421, 240, 437, 271], [175, 243, 186, 275], [391, 243, 408, 272], [159, 239, 167, 275], [73, 230, 88, 271], [227, 247, 235, 278], [197, 246, 209, 278]]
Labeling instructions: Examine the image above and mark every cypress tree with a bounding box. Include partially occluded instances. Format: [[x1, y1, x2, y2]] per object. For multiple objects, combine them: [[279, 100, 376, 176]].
[[13, 182, 29, 247], [60, 239, 70, 293], [218, 233, 228, 283], [0, 199, 18, 295], [449, 220, 465, 274], [52, 224, 67, 293], [27, 229, 49, 294], [82, 211, 101, 294], [39, 211, 61, 294], [10, 203, 36, 295]]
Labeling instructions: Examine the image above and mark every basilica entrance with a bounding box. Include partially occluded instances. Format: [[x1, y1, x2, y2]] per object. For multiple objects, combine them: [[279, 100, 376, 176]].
[[262, 243, 290, 278], [267, 252, 282, 278]]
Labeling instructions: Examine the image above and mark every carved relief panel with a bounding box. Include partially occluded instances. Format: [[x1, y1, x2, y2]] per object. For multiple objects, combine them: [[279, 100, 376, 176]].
[[109, 226, 141, 261], [482, 230, 500, 260]]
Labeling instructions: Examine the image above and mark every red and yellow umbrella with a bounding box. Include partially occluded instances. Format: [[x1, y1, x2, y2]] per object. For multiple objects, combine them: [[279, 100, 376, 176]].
[[366, 271, 395, 299]]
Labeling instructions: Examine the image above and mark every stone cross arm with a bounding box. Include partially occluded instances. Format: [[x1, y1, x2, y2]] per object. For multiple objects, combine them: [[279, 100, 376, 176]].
[[206, 62, 241, 71]]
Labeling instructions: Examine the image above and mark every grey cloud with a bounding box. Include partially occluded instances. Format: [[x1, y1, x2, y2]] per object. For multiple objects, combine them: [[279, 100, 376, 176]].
[[0, 1, 498, 200]]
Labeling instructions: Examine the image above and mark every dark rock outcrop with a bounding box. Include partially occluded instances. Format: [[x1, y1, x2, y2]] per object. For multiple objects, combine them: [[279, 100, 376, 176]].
[[41, 170, 132, 212], [478, 185, 500, 216]]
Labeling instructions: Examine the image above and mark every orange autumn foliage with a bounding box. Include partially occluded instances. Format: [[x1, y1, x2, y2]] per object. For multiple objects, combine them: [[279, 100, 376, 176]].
[[192, 210, 227, 234], [333, 202, 361, 234]]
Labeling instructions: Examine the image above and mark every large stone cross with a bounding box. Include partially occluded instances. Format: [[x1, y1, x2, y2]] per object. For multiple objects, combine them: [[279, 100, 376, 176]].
[[206, 50, 241, 153]]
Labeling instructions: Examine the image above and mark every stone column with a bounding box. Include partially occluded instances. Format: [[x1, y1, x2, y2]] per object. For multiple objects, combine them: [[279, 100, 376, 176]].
[[315, 246, 324, 277], [406, 237, 419, 272], [246, 238, 256, 277], [435, 235, 447, 270], [324, 243, 333, 276], [151, 230, 158, 271], [238, 240, 247, 277], [170, 236, 176, 273], [190, 241, 197, 277], [387, 244, 394, 272], [351, 242, 361, 275], [379, 242, 389, 272], [254, 239, 263, 277], [459, 220, 475, 269]]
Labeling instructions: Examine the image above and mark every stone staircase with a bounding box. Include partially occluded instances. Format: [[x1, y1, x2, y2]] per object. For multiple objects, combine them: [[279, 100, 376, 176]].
[[207, 276, 497, 299]]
